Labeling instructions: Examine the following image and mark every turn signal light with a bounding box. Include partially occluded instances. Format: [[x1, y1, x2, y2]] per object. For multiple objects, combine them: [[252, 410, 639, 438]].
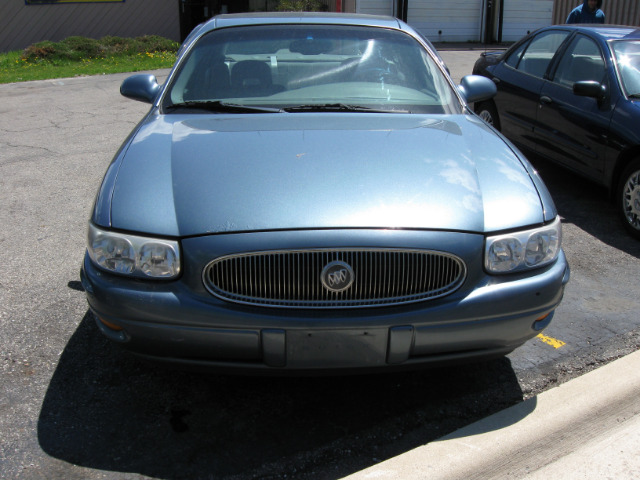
[[98, 316, 123, 331], [535, 313, 551, 322]]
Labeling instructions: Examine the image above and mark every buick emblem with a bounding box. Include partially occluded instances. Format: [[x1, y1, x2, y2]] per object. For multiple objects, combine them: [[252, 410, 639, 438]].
[[321, 261, 355, 292]]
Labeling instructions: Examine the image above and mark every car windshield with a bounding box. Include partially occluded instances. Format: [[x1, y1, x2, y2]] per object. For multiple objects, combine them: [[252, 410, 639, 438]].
[[163, 24, 458, 114], [612, 40, 640, 98]]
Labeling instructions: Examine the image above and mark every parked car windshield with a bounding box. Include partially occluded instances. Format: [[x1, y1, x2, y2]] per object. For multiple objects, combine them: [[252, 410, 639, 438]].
[[163, 24, 459, 114], [612, 40, 640, 98]]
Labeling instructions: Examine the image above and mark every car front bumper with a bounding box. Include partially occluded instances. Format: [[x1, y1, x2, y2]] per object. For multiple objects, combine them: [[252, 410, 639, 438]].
[[80, 229, 570, 374]]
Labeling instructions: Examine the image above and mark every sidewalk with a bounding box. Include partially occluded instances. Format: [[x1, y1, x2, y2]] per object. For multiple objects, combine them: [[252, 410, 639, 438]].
[[344, 349, 640, 479]]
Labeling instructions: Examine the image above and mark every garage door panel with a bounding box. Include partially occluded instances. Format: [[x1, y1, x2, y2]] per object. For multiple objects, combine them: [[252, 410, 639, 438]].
[[502, 0, 553, 42], [409, 0, 481, 42]]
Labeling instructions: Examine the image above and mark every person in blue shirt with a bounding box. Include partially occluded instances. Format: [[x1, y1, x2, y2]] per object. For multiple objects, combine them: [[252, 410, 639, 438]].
[[566, 0, 605, 24]]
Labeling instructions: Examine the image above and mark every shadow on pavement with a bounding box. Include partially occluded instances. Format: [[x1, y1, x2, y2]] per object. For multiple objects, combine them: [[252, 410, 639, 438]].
[[38, 312, 529, 479], [531, 157, 640, 260]]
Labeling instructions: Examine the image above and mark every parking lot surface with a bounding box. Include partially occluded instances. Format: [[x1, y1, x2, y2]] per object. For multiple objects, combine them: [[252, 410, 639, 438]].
[[1, 49, 639, 479]]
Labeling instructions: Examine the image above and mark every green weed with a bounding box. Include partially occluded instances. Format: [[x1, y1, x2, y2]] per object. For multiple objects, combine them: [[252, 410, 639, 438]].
[[1, 35, 178, 83]]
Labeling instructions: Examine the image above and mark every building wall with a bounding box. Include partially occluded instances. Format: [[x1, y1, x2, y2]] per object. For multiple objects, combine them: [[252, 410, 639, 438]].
[[247, 0, 340, 12], [0, 0, 180, 53], [342, 0, 357, 12], [553, 0, 640, 26], [355, 0, 393, 16]]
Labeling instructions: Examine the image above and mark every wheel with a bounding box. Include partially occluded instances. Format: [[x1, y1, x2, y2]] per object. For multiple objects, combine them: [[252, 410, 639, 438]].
[[618, 159, 640, 239], [475, 101, 501, 131]]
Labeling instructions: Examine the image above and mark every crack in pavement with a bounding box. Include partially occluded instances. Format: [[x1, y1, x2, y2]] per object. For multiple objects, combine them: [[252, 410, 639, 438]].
[[0, 143, 62, 158]]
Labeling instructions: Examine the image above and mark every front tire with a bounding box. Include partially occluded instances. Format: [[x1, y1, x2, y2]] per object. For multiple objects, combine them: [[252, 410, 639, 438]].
[[475, 101, 501, 131], [618, 158, 640, 239]]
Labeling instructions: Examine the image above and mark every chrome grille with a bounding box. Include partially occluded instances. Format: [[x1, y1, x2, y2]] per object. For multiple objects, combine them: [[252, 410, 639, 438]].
[[203, 249, 466, 308]]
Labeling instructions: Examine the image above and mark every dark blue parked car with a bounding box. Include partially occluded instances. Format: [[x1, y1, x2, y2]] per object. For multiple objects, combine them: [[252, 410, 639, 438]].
[[81, 13, 569, 374], [473, 25, 640, 239]]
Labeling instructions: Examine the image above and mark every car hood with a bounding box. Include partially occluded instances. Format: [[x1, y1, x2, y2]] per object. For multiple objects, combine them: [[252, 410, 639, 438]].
[[108, 113, 545, 237]]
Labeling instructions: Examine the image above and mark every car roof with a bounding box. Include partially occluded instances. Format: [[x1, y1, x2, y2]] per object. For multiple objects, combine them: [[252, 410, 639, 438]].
[[542, 24, 640, 41], [199, 12, 404, 33]]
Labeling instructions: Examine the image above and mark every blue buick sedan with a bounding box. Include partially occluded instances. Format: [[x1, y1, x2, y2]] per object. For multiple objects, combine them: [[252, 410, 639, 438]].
[[81, 13, 569, 373]]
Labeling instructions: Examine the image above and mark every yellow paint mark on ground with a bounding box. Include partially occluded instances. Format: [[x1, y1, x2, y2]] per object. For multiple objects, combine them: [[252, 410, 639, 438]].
[[537, 333, 566, 349]]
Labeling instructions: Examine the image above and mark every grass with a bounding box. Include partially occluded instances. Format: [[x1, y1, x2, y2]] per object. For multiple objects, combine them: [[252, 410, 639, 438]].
[[0, 35, 178, 84]]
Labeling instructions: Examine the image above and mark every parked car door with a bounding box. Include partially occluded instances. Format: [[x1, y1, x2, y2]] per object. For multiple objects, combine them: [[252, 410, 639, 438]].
[[491, 30, 572, 152], [535, 34, 615, 182]]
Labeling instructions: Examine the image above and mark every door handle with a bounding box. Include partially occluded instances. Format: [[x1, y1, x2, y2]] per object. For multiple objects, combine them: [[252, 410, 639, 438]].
[[539, 96, 552, 105], [492, 77, 501, 84]]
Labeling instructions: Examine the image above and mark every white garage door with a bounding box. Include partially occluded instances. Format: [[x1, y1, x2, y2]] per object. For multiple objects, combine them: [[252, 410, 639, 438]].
[[355, 0, 553, 43], [408, 0, 483, 43], [355, 0, 482, 42], [501, 0, 553, 42]]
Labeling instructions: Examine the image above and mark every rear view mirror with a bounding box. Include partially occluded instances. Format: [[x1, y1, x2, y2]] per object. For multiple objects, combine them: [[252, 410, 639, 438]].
[[290, 39, 333, 55], [120, 74, 160, 104], [458, 75, 497, 104], [573, 80, 607, 99]]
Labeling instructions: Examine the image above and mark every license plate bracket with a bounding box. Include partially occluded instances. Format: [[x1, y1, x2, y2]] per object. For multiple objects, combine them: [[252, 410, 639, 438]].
[[286, 328, 387, 369]]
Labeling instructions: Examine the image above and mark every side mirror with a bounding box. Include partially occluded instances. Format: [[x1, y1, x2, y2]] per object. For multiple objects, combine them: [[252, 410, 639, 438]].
[[120, 74, 161, 104], [458, 75, 497, 104], [573, 80, 607, 99]]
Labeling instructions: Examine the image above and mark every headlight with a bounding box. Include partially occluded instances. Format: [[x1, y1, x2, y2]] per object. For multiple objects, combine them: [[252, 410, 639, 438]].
[[485, 217, 561, 274], [88, 224, 180, 279]]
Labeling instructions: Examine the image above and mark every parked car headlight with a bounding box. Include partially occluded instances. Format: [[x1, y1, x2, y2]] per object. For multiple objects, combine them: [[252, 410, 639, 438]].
[[87, 223, 180, 279], [485, 217, 561, 274]]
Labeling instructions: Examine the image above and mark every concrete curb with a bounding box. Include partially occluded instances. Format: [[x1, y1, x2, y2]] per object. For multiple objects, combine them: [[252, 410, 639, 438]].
[[343, 349, 640, 479]]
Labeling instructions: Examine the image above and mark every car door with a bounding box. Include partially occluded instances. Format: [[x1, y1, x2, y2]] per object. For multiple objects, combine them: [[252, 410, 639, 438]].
[[535, 34, 614, 182], [492, 30, 572, 152]]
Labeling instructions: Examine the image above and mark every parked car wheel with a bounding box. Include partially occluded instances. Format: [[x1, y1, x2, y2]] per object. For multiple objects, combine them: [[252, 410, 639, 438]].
[[475, 101, 500, 130], [619, 158, 640, 239]]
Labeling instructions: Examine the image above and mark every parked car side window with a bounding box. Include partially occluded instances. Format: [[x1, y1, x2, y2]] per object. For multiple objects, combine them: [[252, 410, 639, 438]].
[[505, 41, 529, 69], [517, 31, 570, 79], [553, 35, 605, 88]]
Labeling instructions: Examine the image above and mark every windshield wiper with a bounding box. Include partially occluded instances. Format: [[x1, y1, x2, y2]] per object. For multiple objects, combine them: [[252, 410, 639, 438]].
[[628, 93, 640, 99], [283, 103, 410, 113], [164, 101, 283, 113]]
